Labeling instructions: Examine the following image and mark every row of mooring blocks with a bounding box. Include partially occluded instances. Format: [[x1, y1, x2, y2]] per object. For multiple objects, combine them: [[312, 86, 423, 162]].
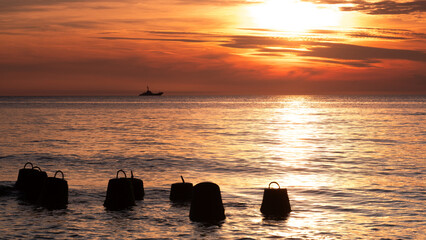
[[105, 169, 291, 222], [16, 163, 291, 222], [15, 162, 68, 209]]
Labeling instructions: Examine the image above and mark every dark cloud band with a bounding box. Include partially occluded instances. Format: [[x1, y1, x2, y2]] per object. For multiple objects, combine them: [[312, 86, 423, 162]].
[[305, 0, 426, 15]]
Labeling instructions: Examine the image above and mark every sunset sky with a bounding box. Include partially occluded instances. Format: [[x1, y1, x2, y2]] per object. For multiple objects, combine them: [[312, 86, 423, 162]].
[[0, 0, 425, 95]]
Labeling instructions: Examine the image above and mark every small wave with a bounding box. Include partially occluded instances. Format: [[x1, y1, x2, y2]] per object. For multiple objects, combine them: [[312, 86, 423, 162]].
[[0, 182, 15, 197], [316, 204, 366, 213], [225, 202, 248, 208], [37, 156, 56, 161], [366, 138, 400, 144], [406, 112, 426, 116], [347, 138, 401, 144], [31, 139, 69, 143], [300, 189, 355, 199], [61, 127, 89, 131], [365, 188, 393, 193]]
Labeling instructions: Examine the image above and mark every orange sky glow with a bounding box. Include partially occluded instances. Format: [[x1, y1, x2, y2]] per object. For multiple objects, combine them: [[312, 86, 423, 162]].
[[0, 0, 425, 95]]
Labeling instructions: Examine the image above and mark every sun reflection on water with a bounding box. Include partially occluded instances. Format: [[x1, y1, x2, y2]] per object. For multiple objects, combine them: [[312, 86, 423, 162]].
[[264, 96, 323, 168], [258, 97, 342, 237]]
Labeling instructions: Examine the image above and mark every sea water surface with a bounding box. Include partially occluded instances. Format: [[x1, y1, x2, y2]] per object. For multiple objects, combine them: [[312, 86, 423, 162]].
[[0, 96, 424, 239]]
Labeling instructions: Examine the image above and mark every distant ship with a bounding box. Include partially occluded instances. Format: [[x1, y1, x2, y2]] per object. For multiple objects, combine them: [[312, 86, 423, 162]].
[[139, 86, 163, 96]]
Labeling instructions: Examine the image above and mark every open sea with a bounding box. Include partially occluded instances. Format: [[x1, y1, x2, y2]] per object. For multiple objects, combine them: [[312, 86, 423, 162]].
[[0, 95, 424, 239]]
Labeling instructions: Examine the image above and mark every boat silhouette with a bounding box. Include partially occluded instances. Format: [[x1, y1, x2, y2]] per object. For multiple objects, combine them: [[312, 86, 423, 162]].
[[139, 86, 163, 96]]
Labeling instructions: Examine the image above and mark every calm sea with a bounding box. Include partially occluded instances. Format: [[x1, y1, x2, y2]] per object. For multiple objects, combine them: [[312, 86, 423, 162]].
[[0, 96, 424, 239]]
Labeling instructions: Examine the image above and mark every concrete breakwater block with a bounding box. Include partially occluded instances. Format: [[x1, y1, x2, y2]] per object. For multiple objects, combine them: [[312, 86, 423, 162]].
[[16, 163, 48, 202], [104, 170, 135, 210], [15, 162, 36, 190], [38, 170, 68, 209], [189, 182, 225, 222], [130, 170, 145, 200], [170, 176, 193, 202], [260, 182, 291, 217]]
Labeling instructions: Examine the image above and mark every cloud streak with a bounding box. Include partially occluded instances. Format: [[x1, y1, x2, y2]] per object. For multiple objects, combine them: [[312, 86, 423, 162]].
[[347, 32, 409, 40], [221, 35, 426, 66], [98, 36, 209, 43], [95, 27, 426, 68], [0, 0, 257, 13], [175, 0, 262, 6], [301, 42, 426, 62], [305, 0, 426, 15], [0, 0, 96, 12], [341, 0, 426, 15]]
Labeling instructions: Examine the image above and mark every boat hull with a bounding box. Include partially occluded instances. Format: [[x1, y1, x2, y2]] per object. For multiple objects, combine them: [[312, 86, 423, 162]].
[[139, 92, 163, 96]]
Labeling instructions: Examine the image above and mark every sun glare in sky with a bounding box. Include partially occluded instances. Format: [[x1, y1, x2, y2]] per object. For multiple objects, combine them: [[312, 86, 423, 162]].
[[247, 0, 342, 32]]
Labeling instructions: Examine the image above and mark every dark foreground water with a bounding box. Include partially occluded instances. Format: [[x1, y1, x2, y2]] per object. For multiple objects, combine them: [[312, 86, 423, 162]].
[[0, 96, 424, 239]]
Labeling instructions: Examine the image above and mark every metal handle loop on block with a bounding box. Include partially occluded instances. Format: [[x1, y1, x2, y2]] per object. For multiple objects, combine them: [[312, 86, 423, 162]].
[[33, 166, 42, 172], [54, 170, 64, 179], [181, 176, 185, 183], [131, 170, 134, 178], [268, 182, 280, 189], [24, 162, 33, 169], [116, 169, 127, 179]]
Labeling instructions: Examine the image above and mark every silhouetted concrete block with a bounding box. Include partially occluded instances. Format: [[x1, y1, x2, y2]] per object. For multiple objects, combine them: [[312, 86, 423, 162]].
[[17, 164, 48, 202], [260, 182, 291, 218], [190, 182, 225, 222], [38, 170, 68, 209], [104, 170, 135, 210], [130, 170, 144, 200], [170, 176, 193, 202], [15, 162, 36, 190]]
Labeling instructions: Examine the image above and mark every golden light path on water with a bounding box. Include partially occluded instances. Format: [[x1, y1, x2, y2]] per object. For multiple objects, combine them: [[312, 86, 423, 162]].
[[259, 97, 336, 236], [244, 96, 424, 237], [264, 97, 330, 185]]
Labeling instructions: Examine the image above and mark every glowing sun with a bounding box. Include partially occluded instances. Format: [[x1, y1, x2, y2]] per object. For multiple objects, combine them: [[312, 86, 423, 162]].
[[247, 0, 341, 32]]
